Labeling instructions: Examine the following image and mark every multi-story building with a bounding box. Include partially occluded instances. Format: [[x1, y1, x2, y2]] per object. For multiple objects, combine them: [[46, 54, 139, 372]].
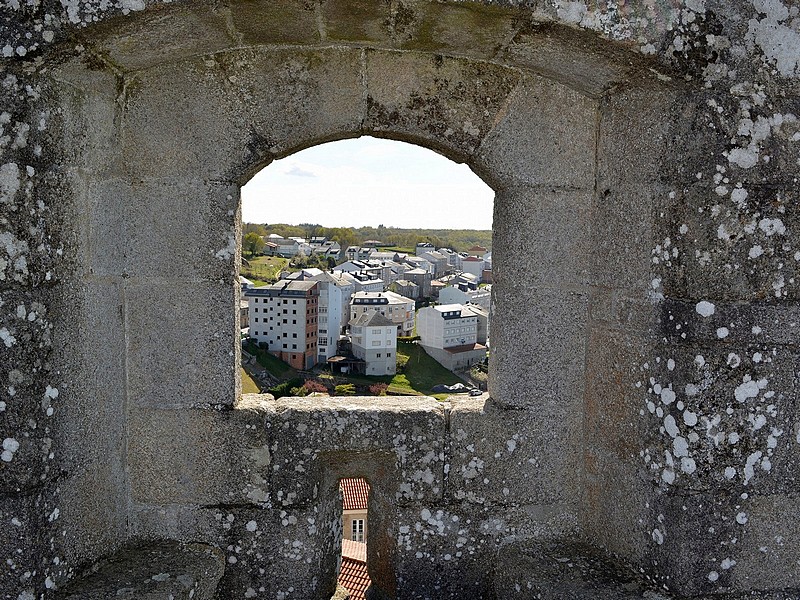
[[350, 291, 415, 336], [404, 267, 432, 298], [391, 279, 420, 300], [419, 250, 449, 277], [460, 255, 485, 279], [309, 271, 351, 362], [416, 303, 486, 370], [350, 310, 397, 376], [245, 280, 319, 370]]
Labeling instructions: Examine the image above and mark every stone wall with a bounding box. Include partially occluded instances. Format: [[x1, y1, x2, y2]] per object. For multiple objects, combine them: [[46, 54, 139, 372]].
[[0, 1, 797, 599]]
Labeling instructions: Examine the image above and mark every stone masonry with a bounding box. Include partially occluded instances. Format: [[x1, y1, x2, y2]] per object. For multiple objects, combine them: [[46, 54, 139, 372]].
[[0, 0, 798, 599]]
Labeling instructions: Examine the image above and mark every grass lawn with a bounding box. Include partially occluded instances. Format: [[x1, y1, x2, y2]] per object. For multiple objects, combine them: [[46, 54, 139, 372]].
[[243, 340, 296, 379], [389, 341, 463, 396], [338, 341, 462, 398], [242, 255, 288, 286], [241, 367, 261, 394]]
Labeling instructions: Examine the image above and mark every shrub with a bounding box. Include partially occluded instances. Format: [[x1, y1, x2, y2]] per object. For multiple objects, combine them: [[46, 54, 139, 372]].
[[395, 354, 409, 371], [368, 383, 388, 396], [334, 383, 356, 396], [303, 379, 328, 394], [269, 378, 304, 399]]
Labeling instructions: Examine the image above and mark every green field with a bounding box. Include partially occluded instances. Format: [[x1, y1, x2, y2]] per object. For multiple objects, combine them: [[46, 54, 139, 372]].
[[243, 340, 296, 379], [241, 367, 261, 394], [242, 256, 288, 286], [339, 341, 463, 399]]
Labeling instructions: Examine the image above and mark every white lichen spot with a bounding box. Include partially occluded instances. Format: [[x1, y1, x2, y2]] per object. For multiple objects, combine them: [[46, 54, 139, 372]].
[[716, 327, 730, 339], [2, 437, 20, 462]]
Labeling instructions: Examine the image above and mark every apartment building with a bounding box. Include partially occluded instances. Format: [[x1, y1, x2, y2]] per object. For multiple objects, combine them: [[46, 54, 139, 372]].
[[245, 280, 319, 370], [309, 271, 351, 362], [350, 291, 415, 336], [350, 310, 397, 376], [416, 303, 486, 370]]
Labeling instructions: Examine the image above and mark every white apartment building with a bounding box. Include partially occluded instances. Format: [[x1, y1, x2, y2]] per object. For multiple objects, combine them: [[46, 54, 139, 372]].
[[350, 310, 397, 376], [460, 256, 485, 279], [309, 271, 350, 361], [350, 291, 415, 336], [416, 303, 486, 370], [417, 304, 477, 348], [245, 280, 319, 370], [439, 285, 491, 311]]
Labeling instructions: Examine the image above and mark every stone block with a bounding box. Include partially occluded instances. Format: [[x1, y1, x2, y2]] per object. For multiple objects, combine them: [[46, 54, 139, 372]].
[[364, 49, 521, 161], [447, 397, 583, 508], [500, 24, 641, 97], [128, 401, 271, 506], [0, 491, 50, 598], [589, 183, 661, 294], [389, 502, 516, 600], [52, 63, 121, 176], [85, 178, 239, 280], [92, 6, 234, 72], [129, 502, 342, 600], [121, 58, 251, 180], [218, 46, 365, 163], [474, 74, 597, 189], [57, 541, 225, 600], [731, 495, 800, 591], [57, 467, 128, 569], [489, 286, 587, 410], [227, 0, 319, 46], [597, 83, 676, 191], [391, 1, 522, 59], [320, 0, 392, 44], [124, 280, 238, 408], [658, 183, 800, 303], [268, 396, 446, 507], [494, 538, 667, 599], [493, 186, 592, 287]]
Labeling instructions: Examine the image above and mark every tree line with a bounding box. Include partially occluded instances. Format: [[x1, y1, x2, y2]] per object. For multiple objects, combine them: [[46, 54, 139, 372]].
[[243, 222, 492, 253]]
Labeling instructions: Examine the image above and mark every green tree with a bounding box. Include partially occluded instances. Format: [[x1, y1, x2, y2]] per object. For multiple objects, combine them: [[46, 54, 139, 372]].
[[243, 232, 265, 256]]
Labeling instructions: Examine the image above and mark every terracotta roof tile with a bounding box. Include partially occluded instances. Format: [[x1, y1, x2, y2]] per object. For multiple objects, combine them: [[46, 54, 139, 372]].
[[340, 478, 370, 511], [338, 553, 371, 600]]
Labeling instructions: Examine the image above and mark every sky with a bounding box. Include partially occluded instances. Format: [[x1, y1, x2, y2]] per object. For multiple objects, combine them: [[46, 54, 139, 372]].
[[241, 136, 495, 230]]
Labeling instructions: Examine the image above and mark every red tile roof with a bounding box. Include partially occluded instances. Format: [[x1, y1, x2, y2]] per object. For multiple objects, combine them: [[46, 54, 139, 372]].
[[341, 539, 367, 562], [340, 478, 370, 511], [338, 544, 371, 600]]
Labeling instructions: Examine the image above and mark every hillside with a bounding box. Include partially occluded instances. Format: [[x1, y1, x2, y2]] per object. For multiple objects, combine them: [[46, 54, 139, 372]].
[[243, 222, 491, 253]]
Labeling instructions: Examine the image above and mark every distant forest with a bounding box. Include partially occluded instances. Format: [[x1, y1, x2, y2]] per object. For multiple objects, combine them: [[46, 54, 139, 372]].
[[243, 223, 492, 252]]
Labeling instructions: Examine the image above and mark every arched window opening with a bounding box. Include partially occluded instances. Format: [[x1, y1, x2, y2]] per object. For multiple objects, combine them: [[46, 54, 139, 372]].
[[238, 136, 494, 400]]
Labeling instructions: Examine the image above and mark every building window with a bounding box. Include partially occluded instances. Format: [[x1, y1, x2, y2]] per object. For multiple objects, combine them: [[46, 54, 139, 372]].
[[292, 344, 297, 349], [387, 352, 392, 357], [352, 519, 364, 542], [293, 333, 298, 338], [320, 337, 327, 345], [254, 317, 259, 322], [376, 353, 381, 358]]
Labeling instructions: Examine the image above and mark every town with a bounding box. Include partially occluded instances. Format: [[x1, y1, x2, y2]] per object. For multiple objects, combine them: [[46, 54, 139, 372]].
[[240, 230, 492, 399]]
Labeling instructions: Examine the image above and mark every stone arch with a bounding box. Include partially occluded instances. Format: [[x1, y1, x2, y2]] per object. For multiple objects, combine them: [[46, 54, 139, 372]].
[[47, 3, 687, 598]]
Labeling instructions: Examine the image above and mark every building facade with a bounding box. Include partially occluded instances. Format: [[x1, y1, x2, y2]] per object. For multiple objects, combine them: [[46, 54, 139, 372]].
[[350, 311, 397, 376], [350, 291, 415, 336], [245, 280, 319, 370], [416, 303, 486, 370]]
